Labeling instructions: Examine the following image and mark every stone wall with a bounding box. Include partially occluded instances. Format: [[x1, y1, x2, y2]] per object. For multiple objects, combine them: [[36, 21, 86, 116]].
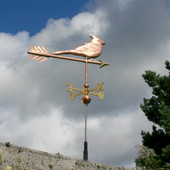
[[0, 142, 135, 170]]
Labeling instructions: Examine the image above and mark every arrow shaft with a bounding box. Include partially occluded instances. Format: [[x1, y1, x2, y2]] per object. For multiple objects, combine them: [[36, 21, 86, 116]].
[[28, 51, 101, 65]]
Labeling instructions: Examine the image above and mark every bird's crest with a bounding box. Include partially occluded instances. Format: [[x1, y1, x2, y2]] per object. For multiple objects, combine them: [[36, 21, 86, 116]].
[[89, 34, 105, 45]]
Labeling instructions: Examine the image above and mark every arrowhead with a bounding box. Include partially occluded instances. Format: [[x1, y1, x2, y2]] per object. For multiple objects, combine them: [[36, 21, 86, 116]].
[[99, 59, 110, 68]]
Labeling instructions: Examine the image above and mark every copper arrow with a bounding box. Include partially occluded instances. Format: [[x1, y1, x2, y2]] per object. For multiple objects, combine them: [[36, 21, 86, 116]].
[[28, 46, 109, 68]]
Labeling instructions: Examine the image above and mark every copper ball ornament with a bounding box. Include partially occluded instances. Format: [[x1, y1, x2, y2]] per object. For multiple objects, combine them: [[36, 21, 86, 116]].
[[81, 95, 91, 104], [84, 84, 89, 88]]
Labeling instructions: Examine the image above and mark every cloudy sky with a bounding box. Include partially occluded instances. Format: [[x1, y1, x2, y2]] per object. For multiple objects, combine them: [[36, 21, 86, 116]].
[[0, 0, 170, 168]]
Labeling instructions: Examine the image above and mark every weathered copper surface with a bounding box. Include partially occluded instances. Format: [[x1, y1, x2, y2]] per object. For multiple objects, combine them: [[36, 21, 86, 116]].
[[28, 34, 109, 161], [29, 46, 48, 62], [81, 95, 91, 105], [28, 46, 109, 68], [52, 34, 105, 58], [66, 82, 104, 102], [85, 57, 88, 83], [28, 34, 108, 103]]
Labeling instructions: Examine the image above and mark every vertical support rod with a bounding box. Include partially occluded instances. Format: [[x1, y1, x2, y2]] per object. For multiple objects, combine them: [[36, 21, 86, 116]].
[[85, 57, 88, 83], [85, 104, 87, 142], [83, 104, 88, 160], [84, 57, 88, 160]]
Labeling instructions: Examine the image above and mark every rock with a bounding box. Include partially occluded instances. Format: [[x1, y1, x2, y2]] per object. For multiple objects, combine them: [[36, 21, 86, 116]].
[[0, 142, 135, 170]]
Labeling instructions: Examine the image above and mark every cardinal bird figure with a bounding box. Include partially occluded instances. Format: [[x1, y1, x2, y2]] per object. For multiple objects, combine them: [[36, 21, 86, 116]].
[[28, 34, 109, 68], [52, 34, 105, 59]]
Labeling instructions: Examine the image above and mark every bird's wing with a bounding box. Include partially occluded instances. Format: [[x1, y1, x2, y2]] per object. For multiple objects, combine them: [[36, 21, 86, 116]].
[[74, 43, 100, 52]]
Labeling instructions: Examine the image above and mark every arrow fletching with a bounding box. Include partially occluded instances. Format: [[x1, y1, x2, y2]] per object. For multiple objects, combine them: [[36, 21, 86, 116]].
[[29, 46, 48, 62]]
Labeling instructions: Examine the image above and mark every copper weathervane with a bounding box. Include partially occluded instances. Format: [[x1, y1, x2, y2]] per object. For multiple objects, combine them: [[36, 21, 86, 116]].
[[28, 34, 109, 160]]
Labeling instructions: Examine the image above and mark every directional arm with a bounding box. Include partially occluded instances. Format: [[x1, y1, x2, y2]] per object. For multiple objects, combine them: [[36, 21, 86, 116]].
[[28, 46, 109, 69], [88, 82, 104, 99], [66, 83, 84, 101], [68, 92, 83, 101], [66, 82, 104, 101], [89, 82, 104, 92], [66, 83, 83, 92], [89, 91, 104, 99]]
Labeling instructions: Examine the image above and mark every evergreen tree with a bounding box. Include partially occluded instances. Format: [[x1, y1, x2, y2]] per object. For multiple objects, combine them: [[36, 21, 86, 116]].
[[135, 145, 164, 169], [137, 60, 170, 168]]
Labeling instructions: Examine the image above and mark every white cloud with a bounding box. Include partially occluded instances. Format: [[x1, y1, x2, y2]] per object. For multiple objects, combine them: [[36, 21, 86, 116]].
[[30, 10, 108, 52], [86, 110, 153, 167], [0, 107, 152, 168], [0, 108, 79, 155], [0, 32, 29, 60]]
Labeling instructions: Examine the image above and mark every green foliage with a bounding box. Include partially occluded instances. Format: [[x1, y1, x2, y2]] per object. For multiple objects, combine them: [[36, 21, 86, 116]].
[[5, 166, 12, 170], [137, 60, 170, 168], [12, 162, 21, 170], [48, 161, 54, 170], [41, 158, 44, 165], [161, 145, 170, 163], [141, 126, 169, 156], [0, 148, 3, 164], [135, 145, 164, 169]]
